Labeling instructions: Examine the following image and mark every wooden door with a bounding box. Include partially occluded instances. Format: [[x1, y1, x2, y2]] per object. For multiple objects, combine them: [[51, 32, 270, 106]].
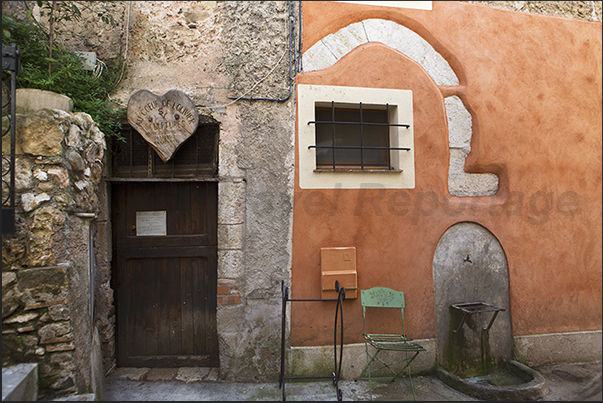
[[112, 181, 219, 367]]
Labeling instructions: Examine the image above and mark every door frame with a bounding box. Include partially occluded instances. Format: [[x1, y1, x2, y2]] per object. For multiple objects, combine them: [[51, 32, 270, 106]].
[[110, 180, 220, 368]]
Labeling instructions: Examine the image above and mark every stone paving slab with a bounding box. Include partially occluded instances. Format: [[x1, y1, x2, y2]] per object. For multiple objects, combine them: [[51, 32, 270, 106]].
[[103, 362, 602, 401], [147, 368, 178, 382], [52, 393, 96, 401]]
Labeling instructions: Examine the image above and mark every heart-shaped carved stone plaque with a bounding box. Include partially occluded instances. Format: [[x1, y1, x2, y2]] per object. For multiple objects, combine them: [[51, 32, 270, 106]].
[[127, 89, 199, 162]]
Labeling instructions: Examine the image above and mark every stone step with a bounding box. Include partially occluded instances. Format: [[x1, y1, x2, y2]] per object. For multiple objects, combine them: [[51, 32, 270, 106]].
[[2, 363, 38, 401]]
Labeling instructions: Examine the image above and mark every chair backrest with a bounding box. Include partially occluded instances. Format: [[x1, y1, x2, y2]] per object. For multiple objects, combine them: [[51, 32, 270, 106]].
[[361, 287, 405, 308], [361, 287, 406, 335]]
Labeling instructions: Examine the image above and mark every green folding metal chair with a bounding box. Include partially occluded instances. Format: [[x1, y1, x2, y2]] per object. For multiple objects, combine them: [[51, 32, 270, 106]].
[[357, 287, 425, 401]]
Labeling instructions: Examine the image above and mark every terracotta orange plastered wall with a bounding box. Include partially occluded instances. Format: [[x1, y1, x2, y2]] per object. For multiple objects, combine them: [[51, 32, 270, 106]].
[[291, 1, 602, 346]]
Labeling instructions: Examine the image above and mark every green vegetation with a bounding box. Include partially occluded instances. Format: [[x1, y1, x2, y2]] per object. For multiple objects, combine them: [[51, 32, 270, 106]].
[[2, 2, 126, 139]]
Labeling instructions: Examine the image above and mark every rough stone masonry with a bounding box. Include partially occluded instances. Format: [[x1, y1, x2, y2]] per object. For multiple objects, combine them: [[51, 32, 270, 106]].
[[2, 107, 106, 399]]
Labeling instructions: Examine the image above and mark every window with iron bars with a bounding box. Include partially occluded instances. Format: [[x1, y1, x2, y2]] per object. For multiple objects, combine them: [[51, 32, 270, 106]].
[[310, 102, 410, 171], [297, 84, 414, 190]]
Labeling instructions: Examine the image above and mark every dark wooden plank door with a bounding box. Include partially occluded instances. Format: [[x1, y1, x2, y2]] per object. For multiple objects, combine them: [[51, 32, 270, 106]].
[[112, 182, 219, 367]]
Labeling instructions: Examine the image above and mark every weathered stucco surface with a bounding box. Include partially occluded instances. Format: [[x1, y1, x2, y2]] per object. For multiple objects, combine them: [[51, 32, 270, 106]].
[[291, 1, 601, 360], [467, 1, 602, 21], [5, 1, 297, 382], [3, 0, 601, 389], [90, 1, 295, 382]]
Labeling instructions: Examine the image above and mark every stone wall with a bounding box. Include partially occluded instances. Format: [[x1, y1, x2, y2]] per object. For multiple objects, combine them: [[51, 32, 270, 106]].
[[4, 0, 598, 386], [3, 0, 297, 382], [466, 1, 602, 22], [109, 1, 297, 382], [2, 108, 107, 399], [9, 1, 297, 382], [1, 1, 129, 63]]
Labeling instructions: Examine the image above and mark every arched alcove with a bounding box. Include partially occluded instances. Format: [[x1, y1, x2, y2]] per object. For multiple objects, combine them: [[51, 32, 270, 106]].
[[432, 222, 512, 374]]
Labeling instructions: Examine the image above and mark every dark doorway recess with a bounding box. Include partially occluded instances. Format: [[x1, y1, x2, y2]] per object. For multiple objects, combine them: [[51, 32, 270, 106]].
[[111, 181, 219, 367]]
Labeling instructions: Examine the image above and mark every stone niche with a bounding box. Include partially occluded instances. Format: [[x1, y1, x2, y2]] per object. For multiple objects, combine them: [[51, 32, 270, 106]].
[[2, 105, 107, 400]]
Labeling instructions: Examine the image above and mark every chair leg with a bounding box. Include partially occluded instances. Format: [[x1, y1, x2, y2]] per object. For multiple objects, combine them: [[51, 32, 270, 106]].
[[359, 349, 422, 401], [392, 351, 421, 401], [358, 351, 379, 379], [367, 342, 374, 401], [408, 360, 417, 401], [404, 351, 417, 401], [390, 351, 420, 382], [357, 342, 387, 400]]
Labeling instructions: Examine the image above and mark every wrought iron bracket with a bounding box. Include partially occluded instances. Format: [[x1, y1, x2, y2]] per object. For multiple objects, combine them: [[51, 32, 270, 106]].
[[2, 45, 21, 73]]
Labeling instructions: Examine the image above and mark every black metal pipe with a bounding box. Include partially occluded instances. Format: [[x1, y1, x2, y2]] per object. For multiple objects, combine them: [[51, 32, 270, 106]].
[[483, 310, 501, 332], [10, 69, 16, 209], [2, 44, 19, 234], [297, 0, 303, 73], [280, 281, 287, 392], [331, 101, 336, 170], [333, 286, 345, 400], [284, 375, 333, 380], [450, 302, 505, 334], [386, 103, 391, 168], [359, 102, 364, 170], [289, 298, 340, 302]]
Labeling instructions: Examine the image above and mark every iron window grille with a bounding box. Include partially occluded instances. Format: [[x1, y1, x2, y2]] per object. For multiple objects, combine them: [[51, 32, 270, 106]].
[[109, 117, 219, 180], [308, 101, 410, 171]]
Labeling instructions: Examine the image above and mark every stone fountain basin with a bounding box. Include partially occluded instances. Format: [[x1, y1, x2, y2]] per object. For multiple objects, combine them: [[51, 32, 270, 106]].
[[436, 360, 549, 401]]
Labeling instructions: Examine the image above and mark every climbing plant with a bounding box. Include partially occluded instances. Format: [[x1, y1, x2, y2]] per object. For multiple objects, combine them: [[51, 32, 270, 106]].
[[2, 1, 126, 140]]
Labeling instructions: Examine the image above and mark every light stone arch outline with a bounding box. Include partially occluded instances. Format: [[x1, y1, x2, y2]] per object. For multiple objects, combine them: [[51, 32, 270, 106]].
[[445, 96, 498, 196], [302, 19, 499, 196]]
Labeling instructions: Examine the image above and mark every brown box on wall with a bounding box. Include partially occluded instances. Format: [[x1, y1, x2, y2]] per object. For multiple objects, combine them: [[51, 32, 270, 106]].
[[320, 247, 358, 299]]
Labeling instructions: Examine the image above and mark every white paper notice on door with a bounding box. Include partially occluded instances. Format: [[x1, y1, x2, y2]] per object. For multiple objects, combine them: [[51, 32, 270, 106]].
[[136, 211, 167, 236]]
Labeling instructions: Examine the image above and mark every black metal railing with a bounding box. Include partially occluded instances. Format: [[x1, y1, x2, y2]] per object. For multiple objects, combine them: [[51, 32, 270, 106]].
[[279, 280, 345, 401], [2, 44, 20, 234]]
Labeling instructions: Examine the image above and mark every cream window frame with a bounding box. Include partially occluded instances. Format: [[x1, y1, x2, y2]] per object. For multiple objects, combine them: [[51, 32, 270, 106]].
[[298, 84, 415, 190]]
